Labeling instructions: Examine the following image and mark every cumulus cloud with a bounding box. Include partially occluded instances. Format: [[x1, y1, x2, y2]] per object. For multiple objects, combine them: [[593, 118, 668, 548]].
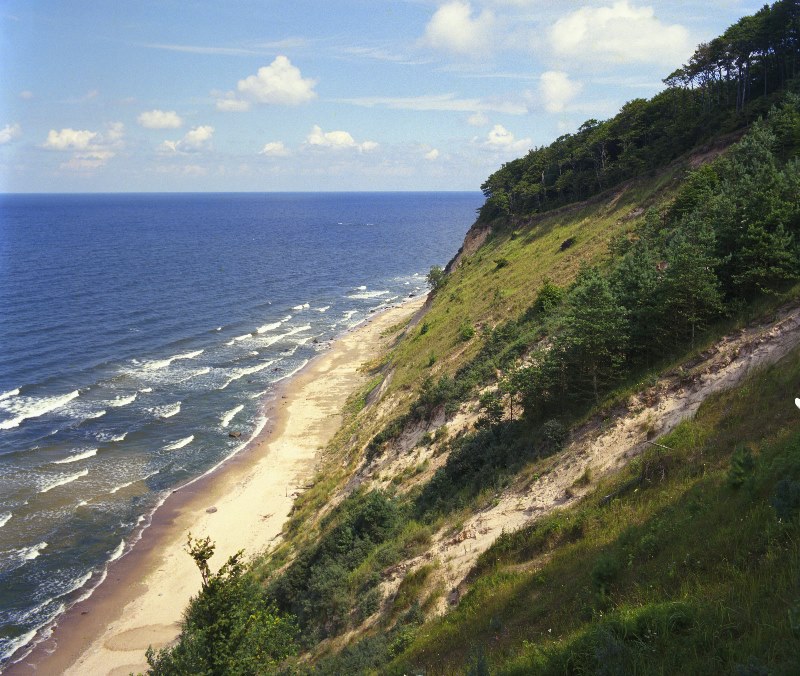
[[484, 124, 531, 152], [137, 109, 183, 129], [217, 56, 317, 111], [467, 111, 489, 126], [551, 1, 692, 66], [422, 1, 495, 55], [161, 125, 214, 154], [424, 148, 440, 161], [42, 123, 125, 169], [539, 71, 582, 113], [0, 123, 22, 144], [43, 128, 98, 151], [305, 125, 377, 152], [260, 141, 290, 157]]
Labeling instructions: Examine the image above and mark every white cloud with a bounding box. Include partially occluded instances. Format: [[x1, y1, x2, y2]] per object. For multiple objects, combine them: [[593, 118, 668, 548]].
[[305, 125, 377, 152], [42, 124, 125, 170], [161, 125, 214, 154], [137, 109, 183, 129], [260, 141, 290, 157], [215, 93, 251, 112], [18, 90, 33, 100], [539, 71, 582, 113], [424, 148, 440, 161], [422, 1, 495, 55], [0, 123, 22, 144], [337, 93, 526, 115], [484, 124, 531, 152], [43, 128, 98, 151], [467, 111, 489, 126], [218, 55, 317, 110], [551, 1, 692, 66]]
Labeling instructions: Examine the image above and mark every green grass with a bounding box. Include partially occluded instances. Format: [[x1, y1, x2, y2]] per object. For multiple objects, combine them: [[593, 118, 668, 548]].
[[385, 172, 677, 397], [384, 346, 800, 675]]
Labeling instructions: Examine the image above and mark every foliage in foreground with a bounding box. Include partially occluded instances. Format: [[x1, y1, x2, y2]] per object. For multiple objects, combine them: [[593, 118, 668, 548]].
[[146, 535, 298, 676]]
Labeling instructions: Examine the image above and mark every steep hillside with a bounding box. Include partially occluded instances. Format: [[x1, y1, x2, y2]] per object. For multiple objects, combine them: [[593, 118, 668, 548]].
[[145, 4, 800, 674]]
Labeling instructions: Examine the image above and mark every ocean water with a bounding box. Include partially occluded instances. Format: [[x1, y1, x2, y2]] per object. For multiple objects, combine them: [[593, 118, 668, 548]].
[[0, 192, 482, 664]]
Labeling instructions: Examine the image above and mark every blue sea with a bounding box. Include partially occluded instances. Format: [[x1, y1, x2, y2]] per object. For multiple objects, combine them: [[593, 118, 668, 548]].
[[0, 191, 482, 665]]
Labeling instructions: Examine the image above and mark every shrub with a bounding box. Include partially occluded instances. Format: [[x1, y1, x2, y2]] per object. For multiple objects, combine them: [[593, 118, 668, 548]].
[[427, 265, 447, 291], [728, 445, 756, 488], [458, 320, 476, 342], [591, 552, 621, 594], [541, 419, 567, 453]]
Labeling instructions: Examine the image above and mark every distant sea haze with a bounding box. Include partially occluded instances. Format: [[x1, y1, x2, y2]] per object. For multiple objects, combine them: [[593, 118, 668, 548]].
[[0, 191, 482, 665]]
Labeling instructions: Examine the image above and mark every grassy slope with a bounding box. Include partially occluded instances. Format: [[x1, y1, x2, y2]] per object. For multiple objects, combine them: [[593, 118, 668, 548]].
[[387, 166, 680, 397], [266, 164, 683, 562], [387, 345, 800, 675], [251, 146, 800, 674]]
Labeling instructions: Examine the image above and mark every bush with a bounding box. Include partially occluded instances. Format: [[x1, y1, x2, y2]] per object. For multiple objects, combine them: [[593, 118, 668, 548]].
[[147, 536, 298, 675], [458, 320, 476, 342], [427, 265, 447, 291], [541, 419, 567, 453], [728, 445, 756, 488], [591, 552, 621, 594]]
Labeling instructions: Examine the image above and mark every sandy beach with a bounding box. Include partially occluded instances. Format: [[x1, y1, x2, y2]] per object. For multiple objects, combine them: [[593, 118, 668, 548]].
[[8, 297, 424, 676]]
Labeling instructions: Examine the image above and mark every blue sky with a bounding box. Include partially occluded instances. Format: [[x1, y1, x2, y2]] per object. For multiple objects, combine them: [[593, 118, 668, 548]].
[[0, 0, 764, 192]]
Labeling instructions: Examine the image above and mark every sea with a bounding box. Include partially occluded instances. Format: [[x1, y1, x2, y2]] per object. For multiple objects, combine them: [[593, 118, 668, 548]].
[[0, 191, 482, 666]]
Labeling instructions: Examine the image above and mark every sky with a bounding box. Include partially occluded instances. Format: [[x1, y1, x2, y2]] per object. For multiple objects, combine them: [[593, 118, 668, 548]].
[[0, 0, 766, 192]]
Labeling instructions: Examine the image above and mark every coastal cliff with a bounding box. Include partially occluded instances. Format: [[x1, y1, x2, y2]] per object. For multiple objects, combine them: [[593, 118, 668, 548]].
[[145, 3, 800, 673]]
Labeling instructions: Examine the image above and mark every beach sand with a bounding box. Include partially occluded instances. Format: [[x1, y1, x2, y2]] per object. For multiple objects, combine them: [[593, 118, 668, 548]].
[[8, 297, 425, 676]]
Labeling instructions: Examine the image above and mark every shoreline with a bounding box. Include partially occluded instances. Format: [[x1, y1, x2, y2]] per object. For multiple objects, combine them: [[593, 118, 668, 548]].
[[6, 296, 425, 676]]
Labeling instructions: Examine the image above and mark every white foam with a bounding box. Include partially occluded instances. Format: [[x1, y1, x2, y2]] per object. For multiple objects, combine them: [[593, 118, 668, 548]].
[[0, 512, 11, 528], [1, 628, 37, 663], [257, 321, 282, 333], [249, 389, 268, 400], [0, 390, 80, 431], [109, 470, 158, 494], [218, 360, 277, 390], [18, 541, 48, 560], [271, 359, 310, 384], [84, 409, 107, 420], [181, 416, 268, 490], [96, 431, 126, 443], [234, 333, 252, 342], [53, 448, 97, 464], [292, 303, 310, 310], [356, 285, 367, 290], [151, 401, 181, 419], [221, 405, 244, 428], [40, 469, 88, 493], [348, 289, 390, 299], [142, 349, 204, 371], [316, 305, 331, 313], [109, 393, 137, 407], [250, 351, 259, 356], [216, 326, 222, 331], [0, 388, 20, 401], [164, 435, 194, 451], [108, 539, 125, 562], [175, 366, 212, 383], [225, 339, 235, 346], [61, 570, 93, 597], [139, 387, 153, 393]]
